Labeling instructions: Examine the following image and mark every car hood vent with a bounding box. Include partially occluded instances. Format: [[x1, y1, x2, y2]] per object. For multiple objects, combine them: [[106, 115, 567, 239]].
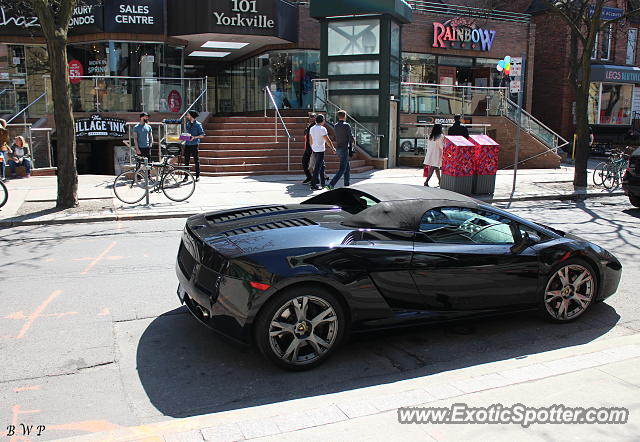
[[206, 205, 288, 223], [221, 218, 317, 237]]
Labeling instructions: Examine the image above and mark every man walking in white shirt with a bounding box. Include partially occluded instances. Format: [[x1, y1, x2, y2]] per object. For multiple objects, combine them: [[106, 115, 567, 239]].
[[309, 114, 335, 190]]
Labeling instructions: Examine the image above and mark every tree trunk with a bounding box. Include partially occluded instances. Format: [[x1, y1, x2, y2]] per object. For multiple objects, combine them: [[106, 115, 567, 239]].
[[573, 55, 592, 190], [46, 36, 78, 208]]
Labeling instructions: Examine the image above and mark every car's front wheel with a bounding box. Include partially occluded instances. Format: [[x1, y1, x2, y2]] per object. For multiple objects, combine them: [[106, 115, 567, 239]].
[[255, 286, 346, 370], [541, 259, 597, 323], [629, 194, 640, 208]]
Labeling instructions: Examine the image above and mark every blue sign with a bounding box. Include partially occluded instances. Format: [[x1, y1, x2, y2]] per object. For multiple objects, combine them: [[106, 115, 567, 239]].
[[589, 5, 624, 21]]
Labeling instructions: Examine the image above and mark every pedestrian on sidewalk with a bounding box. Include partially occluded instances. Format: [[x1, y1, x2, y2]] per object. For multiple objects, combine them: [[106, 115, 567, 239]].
[[326, 110, 354, 190], [0, 119, 11, 181], [302, 113, 316, 184], [184, 110, 205, 181], [448, 115, 469, 138], [9, 135, 32, 178], [424, 124, 444, 187], [309, 114, 335, 190], [133, 112, 153, 161]]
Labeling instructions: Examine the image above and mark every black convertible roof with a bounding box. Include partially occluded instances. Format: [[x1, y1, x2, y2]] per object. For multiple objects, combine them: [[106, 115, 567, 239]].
[[304, 184, 479, 231]]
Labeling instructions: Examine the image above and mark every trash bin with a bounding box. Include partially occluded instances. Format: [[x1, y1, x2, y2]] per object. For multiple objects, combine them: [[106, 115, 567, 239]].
[[469, 135, 500, 195], [441, 135, 475, 195]]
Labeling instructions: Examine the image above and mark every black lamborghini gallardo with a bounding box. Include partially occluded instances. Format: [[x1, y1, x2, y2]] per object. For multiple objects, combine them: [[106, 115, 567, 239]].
[[176, 184, 622, 370]]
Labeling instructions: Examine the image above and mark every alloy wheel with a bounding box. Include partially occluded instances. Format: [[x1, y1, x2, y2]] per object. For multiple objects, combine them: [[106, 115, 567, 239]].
[[544, 264, 595, 321], [268, 295, 338, 365]]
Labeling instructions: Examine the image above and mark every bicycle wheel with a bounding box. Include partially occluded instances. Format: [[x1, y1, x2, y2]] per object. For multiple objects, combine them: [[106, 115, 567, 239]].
[[602, 164, 619, 190], [0, 180, 7, 209], [592, 162, 608, 187], [113, 170, 148, 204], [161, 168, 196, 202]]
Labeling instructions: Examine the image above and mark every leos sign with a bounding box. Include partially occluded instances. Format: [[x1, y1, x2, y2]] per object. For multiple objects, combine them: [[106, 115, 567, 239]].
[[432, 20, 496, 52]]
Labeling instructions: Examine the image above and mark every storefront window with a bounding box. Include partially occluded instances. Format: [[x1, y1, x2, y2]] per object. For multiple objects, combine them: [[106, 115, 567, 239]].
[[402, 53, 436, 83], [328, 19, 380, 56], [588, 82, 599, 124], [599, 83, 632, 125], [217, 50, 320, 113], [328, 60, 379, 75], [328, 95, 378, 118]]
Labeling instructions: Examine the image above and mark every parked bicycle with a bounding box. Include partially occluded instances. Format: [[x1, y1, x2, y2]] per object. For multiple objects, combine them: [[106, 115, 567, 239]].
[[113, 148, 196, 204], [592, 151, 629, 190], [0, 179, 7, 209]]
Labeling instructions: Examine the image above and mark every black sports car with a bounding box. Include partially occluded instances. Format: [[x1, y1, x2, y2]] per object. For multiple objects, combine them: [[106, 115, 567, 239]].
[[175, 184, 622, 370]]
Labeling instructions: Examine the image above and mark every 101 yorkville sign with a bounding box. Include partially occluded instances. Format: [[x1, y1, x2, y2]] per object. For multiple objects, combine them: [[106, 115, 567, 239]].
[[213, 0, 275, 29]]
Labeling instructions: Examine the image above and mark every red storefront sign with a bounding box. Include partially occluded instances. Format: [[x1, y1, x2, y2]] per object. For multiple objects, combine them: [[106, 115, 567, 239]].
[[168, 90, 182, 113], [68, 60, 84, 84]]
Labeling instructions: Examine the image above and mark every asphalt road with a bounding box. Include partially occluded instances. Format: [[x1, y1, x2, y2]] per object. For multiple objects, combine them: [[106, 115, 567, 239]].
[[1, 196, 639, 440]]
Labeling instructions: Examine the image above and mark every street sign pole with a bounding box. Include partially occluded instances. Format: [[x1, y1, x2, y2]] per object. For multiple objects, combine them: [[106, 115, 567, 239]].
[[512, 53, 526, 196]]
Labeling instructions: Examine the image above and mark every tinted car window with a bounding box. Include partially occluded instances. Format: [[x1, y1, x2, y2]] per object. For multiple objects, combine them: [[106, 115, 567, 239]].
[[419, 207, 516, 244]]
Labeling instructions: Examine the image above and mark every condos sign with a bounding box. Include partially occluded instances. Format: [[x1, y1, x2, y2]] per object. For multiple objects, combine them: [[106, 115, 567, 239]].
[[432, 21, 497, 52], [0, 0, 164, 36]]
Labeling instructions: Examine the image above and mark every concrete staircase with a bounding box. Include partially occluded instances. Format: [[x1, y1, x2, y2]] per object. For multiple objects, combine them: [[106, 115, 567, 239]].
[[199, 116, 373, 176]]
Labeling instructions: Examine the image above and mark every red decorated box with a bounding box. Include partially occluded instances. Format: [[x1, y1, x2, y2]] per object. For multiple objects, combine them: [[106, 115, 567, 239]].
[[469, 135, 500, 176], [442, 136, 475, 177]]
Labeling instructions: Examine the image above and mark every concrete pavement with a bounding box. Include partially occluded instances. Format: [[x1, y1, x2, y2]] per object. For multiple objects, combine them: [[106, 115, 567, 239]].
[[0, 161, 627, 226], [63, 332, 640, 442]]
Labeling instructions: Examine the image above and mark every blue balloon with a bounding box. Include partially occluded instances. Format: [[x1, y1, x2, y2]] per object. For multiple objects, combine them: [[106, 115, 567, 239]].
[[504, 56, 511, 64], [498, 60, 506, 68]]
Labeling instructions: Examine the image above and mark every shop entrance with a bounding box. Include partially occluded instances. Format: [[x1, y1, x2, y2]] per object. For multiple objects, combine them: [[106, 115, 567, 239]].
[[76, 141, 116, 175]]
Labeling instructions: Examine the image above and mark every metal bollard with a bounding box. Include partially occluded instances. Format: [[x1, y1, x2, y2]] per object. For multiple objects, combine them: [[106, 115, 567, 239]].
[[144, 157, 150, 205]]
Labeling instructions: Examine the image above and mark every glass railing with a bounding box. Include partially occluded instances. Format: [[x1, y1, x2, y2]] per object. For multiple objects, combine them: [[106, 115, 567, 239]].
[[69, 76, 207, 114], [0, 87, 18, 115], [401, 83, 507, 117], [6, 124, 54, 169], [325, 99, 382, 157], [503, 98, 568, 151]]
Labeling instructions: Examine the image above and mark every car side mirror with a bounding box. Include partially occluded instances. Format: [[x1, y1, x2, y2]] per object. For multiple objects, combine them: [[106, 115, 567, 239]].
[[510, 232, 539, 254]]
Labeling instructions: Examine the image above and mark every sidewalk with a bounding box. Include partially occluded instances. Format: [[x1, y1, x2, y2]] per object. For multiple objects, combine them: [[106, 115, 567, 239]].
[[0, 162, 625, 226], [63, 332, 640, 442]]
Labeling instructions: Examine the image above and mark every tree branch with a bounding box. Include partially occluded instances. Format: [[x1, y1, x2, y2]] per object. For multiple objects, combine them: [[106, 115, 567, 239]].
[[541, 0, 588, 45]]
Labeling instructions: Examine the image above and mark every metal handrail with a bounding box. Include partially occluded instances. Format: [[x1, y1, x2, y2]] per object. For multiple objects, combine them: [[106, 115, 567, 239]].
[[72, 75, 207, 81], [503, 98, 569, 149], [7, 92, 46, 124], [180, 88, 208, 121], [264, 87, 293, 140], [323, 98, 384, 157], [402, 82, 509, 91], [263, 87, 294, 171], [408, 0, 531, 23]]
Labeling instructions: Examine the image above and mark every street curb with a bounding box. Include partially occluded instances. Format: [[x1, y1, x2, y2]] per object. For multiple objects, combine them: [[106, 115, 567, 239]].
[[61, 332, 640, 442], [0, 191, 628, 227]]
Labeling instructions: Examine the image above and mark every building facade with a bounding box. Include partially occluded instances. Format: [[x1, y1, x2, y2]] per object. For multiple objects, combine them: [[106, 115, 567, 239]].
[[526, 0, 640, 145], [0, 0, 548, 174]]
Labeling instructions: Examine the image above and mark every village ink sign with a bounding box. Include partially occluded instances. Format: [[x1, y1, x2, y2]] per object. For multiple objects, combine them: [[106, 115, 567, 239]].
[[432, 19, 496, 52], [75, 115, 127, 138]]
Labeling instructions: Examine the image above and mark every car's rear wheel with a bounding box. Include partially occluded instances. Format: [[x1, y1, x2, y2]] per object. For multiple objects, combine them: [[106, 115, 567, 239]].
[[629, 194, 640, 208], [255, 286, 346, 370], [540, 259, 597, 323]]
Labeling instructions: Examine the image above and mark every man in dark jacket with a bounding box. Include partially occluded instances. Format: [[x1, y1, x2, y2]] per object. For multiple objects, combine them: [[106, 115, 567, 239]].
[[448, 115, 469, 138], [327, 110, 355, 189], [302, 113, 316, 184]]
